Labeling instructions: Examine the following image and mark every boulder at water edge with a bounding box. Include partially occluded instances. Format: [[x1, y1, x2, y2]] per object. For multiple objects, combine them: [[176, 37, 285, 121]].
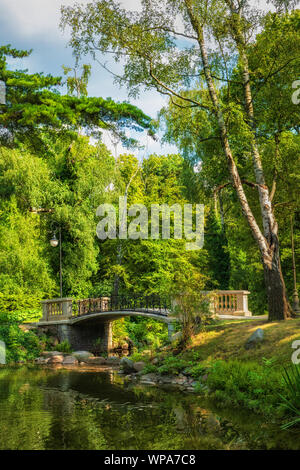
[[63, 356, 78, 365], [133, 361, 146, 372], [41, 351, 63, 358], [72, 351, 94, 362], [48, 355, 64, 364], [86, 357, 107, 365], [106, 356, 121, 365], [120, 357, 135, 373]]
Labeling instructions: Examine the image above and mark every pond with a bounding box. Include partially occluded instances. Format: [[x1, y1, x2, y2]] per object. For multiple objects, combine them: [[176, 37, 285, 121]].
[[0, 366, 299, 450]]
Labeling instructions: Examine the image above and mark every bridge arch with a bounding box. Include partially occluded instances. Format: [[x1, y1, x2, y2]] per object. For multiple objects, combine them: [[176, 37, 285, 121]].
[[37, 298, 176, 353]]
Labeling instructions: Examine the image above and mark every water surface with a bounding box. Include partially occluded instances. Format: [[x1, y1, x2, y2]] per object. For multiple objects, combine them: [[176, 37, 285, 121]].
[[0, 366, 299, 450]]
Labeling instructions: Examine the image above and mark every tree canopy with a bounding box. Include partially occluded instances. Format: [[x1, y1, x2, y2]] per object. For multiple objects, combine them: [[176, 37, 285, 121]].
[[0, 45, 155, 149]]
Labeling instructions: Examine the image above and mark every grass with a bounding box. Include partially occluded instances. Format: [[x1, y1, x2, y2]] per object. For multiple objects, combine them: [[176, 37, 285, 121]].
[[143, 317, 300, 421], [186, 317, 300, 366]]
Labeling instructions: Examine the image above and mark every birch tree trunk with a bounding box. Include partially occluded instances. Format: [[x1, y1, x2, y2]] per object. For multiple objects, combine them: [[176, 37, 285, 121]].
[[184, 0, 292, 320]]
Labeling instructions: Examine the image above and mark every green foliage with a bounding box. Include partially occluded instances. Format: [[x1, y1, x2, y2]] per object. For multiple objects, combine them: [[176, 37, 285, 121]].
[[204, 209, 230, 290], [125, 317, 168, 351], [280, 365, 300, 429], [142, 363, 158, 374], [56, 340, 73, 354], [0, 312, 42, 362], [184, 363, 207, 379], [112, 318, 128, 346], [171, 270, 211, 348], [205, 360, 286, 415], [156, 356, 187, 376], [0, 45, 155, 148]]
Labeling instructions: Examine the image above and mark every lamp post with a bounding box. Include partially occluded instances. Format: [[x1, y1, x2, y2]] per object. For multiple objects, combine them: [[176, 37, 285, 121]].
[[50, 227, 63, 298], [291, 215, 300, 315]]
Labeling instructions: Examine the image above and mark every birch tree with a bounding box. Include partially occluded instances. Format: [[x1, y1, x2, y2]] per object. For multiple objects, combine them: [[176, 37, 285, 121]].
[[61, 0, 300, 320]]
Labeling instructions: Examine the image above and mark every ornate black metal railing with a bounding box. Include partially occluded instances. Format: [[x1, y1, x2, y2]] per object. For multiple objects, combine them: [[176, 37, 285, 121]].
[[74, 295, 171, 318]]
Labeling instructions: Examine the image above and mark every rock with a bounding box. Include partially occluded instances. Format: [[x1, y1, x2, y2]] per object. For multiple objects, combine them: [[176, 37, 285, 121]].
[[245, 328, 264, 350], [159, 376, 173, 384], [172, 374, 187, 385], [35, 357, 43, 364], [62, 356, 78, 365], [86, 357, 107, 365], [133, 361, 146, 372], [48, 355, 64, 364], [120, 357, 135, 373], [140, 373, 158, 385], [72, 351, 94, 362], [41, 351, 63, 358], [107, 356, 120, 365]]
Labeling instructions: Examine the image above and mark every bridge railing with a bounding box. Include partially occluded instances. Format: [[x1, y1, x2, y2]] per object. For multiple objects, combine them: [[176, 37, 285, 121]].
[[74, 294, 170, 317], [41, 298, 73, 322], [41, 291, 251, 322], [210, 290, 251, 316]]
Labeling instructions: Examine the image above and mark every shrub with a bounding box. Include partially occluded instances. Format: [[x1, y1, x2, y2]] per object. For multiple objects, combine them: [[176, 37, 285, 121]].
[[184, 363, 207, 378], [280, 365, 300, 429], [0, 312, 43, 363], [205, 360, 285, 414], [157, 355, 187, 375], [56, 340, 73, 354]]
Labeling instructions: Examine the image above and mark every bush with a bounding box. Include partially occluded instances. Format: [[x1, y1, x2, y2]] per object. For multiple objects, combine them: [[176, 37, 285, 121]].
[[157, 355, 187, 375], [0, 293, 41, 313], [280, 365, 300, 429], [0, 312, 43, 363], [125, 317, 169, 351], [205, 360, 285, 414], [56, 340, 73, 354], [184, 363, 207, 378]]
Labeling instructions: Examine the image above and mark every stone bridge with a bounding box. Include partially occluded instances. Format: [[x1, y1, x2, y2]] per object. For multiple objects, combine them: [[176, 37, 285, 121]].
[[37, 295, 174, 353], [34, 291, 251, 353]]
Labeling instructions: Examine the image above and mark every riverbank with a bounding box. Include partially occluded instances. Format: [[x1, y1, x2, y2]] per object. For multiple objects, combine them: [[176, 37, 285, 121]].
[[117, 317, 300, 424], [2, 316, 300, 428]]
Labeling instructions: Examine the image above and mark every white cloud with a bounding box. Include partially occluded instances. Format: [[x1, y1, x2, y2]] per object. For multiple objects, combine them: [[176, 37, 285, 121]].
[[0, 0, 89, 38]]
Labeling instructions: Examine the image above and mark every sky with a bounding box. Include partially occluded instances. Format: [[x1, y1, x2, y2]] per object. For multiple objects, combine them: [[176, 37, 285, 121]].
[[0, 0, 179, 158], [0, 0, 274, 158]]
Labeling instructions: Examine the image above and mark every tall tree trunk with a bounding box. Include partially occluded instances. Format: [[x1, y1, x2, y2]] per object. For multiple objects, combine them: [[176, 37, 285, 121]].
[[184, 0, 291, 320], [263, 235, 291, 320], [227, 3, 292, 320]]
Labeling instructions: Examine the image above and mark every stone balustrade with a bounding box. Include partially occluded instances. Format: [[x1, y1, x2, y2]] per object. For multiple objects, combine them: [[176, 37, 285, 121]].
[[41, 298, 73, 322], [213, 290, 251, 316]]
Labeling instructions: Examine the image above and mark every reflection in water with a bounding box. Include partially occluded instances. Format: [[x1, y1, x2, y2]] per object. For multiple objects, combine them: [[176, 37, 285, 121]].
[[0, 366, 299, 450]]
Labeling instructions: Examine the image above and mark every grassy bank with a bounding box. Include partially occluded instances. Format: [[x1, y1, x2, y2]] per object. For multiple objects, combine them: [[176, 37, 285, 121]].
[[137, 318, 300, 423]]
